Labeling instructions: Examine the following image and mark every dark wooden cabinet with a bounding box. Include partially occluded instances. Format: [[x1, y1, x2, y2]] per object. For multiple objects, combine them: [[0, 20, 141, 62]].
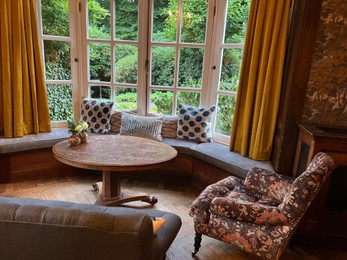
[[293, 124, 347, 249]]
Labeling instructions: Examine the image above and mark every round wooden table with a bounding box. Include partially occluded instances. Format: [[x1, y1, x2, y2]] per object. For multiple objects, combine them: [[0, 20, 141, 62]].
[[53, 135, 177, 206]]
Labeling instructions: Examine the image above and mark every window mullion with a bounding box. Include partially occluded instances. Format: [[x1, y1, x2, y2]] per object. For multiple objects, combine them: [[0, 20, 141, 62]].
[[69, 0, 82, 122], [110, 0, 115, 102], [137, 0, 149, 115], [201, 0, 217, 108], [208, 0, 228, 107], [78, 0, 88, 102]]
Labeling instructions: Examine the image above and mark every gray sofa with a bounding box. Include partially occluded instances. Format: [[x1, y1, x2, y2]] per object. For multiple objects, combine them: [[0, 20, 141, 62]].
[[0, 196, 182, 260]]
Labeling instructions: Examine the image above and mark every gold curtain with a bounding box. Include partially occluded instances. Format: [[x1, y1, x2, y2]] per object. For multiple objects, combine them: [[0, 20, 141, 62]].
[[230, 0, 291, 160], [0, 0, 51, 138]]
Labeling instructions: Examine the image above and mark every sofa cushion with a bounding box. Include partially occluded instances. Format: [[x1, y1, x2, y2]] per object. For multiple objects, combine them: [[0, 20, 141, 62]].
[[80, 99, 114, 134], [177, 104, 215, 143], [120, 113, 163, 141]]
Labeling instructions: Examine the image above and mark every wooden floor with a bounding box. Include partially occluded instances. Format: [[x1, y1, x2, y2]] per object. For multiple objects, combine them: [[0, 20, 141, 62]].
[[0, 173, 346, 260]]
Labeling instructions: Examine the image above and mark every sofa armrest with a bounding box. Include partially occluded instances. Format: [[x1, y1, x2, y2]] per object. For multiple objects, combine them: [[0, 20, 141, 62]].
[[244, 167, 294, 202], [210, 197, 288, 226]]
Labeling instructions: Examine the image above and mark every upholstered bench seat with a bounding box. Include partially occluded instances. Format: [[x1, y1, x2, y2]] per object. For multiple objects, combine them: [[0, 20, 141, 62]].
[[192, 142, 274, 179], [0, 129, 70, 154], [0, 128, 274, 185]]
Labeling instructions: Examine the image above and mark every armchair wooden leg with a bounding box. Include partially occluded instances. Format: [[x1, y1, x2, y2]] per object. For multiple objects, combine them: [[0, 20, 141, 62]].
[[192, 232, 202, 256]]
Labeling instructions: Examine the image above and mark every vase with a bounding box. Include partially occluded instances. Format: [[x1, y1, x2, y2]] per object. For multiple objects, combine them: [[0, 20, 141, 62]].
[[68, 133, 81, 146], [79, 131, 89, 144]]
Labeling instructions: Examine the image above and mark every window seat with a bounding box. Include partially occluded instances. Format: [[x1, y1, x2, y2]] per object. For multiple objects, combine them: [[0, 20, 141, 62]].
[[0, 129, 70, 154], [0, 129, 274, 187]]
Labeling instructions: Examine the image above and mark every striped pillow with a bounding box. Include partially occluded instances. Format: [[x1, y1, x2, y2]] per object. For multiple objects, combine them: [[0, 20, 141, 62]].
[[120, 113, 163, 141]]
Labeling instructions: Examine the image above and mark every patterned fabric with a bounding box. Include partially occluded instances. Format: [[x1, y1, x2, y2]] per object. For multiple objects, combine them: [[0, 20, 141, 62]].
[[120, 112, 163, 141], [244, 167, 295, 203], [189, 152, 335, 259], [110, 110, 137, 133], [210, 198, 288, 225], [80, 100, 114, 134], [162, 116, 178, 139], [148, 114, 178, 139], [177, 104, 216, 143], [111, 112, 178, 138]]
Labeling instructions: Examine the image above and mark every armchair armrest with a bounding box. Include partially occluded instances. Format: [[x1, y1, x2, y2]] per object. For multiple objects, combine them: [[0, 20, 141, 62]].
[[210, 197, 288, 226], [189, 176, 245, 224], [244, 167, 294, 202]]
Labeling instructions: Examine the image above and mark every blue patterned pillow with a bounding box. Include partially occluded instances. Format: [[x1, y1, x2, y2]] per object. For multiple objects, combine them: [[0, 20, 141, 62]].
[[80, 99, 114, 134], [177, 104, 216, 143]]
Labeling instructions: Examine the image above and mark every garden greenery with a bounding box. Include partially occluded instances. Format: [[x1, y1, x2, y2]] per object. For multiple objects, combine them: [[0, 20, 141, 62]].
[[42, 0, 249, 135]]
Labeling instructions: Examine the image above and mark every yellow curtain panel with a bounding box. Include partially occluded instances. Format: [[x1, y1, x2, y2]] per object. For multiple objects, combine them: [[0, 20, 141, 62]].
[[0, 0, 51, 138], [230, 0, 291, 160]]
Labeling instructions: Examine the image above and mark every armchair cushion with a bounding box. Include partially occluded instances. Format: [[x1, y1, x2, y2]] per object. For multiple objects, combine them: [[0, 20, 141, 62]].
[[210, 198, 289, 226], [244, 167, 294, 203]]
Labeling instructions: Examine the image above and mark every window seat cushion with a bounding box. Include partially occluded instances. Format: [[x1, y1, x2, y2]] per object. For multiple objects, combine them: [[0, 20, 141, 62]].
[[0, 129, 70, 154], [192, 142, 274, 179], [0, 130, 274, 181]]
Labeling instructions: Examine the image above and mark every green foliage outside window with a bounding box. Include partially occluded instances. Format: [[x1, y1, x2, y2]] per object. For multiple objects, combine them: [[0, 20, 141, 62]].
[[42, 0, 250, 135]]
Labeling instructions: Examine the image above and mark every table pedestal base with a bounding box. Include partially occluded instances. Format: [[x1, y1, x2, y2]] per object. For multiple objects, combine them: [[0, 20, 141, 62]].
[[93, 181, 158, 207]]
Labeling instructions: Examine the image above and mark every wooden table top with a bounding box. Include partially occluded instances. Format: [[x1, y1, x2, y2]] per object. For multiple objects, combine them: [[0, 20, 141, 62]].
[[52, 135, 178, 172]]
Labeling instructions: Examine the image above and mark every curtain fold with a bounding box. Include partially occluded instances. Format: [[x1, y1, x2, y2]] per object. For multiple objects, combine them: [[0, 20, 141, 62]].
[[0, 0, 51, 138], [229, 0, 291, 160]]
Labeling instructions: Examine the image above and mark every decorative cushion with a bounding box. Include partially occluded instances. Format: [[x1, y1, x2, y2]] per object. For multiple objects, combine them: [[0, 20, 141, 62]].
[[110, 110, 137, 133], [80, 99, 114, 134], [177, 104, 216, 143], [151, 217, 166, 235], [148, 113, 178, 139], [162, 116, 178, 138], [120, 113, 163, 141]]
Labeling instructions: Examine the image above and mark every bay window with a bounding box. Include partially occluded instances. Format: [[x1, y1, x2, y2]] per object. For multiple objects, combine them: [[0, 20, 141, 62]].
[[37, 0, 250, 143]]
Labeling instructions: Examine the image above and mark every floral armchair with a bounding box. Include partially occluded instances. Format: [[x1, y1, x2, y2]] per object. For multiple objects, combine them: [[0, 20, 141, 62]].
[[189, 152, 335, 259]]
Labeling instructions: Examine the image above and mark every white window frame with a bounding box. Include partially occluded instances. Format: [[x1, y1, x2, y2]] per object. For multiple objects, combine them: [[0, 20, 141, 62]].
[[37, 0, 248, 144], [36, 0, 80, 128], [79, 0, 149, 115]]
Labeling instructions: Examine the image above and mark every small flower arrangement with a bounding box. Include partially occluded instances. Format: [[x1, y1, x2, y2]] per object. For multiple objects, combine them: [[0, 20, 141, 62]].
[[67, 120, 90, 146], [67, 120, 89, 135]]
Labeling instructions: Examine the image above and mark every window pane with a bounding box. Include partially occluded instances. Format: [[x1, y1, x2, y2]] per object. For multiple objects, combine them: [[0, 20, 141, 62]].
[[46, 84, 72, 121], [89, 43, 111, 81], [41, 0, 69, 36], [215, 95, 236, 135], [115, 45, 138, 84], [178, 48, 203, 88], [152, 0, 177, 42], [44, 40, 71, 80], [115, 87, 137, 110], [88, 0, 110, 39], [219, 48, 242, 92], [177, 91, 200, 108], [115, 0, 138, 41], [151, 47, 175, 87], [150, 90, 173, 115], [181, 0, 207, 43], [224, 0, 250, 44], [90, 85, 111, 100]]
